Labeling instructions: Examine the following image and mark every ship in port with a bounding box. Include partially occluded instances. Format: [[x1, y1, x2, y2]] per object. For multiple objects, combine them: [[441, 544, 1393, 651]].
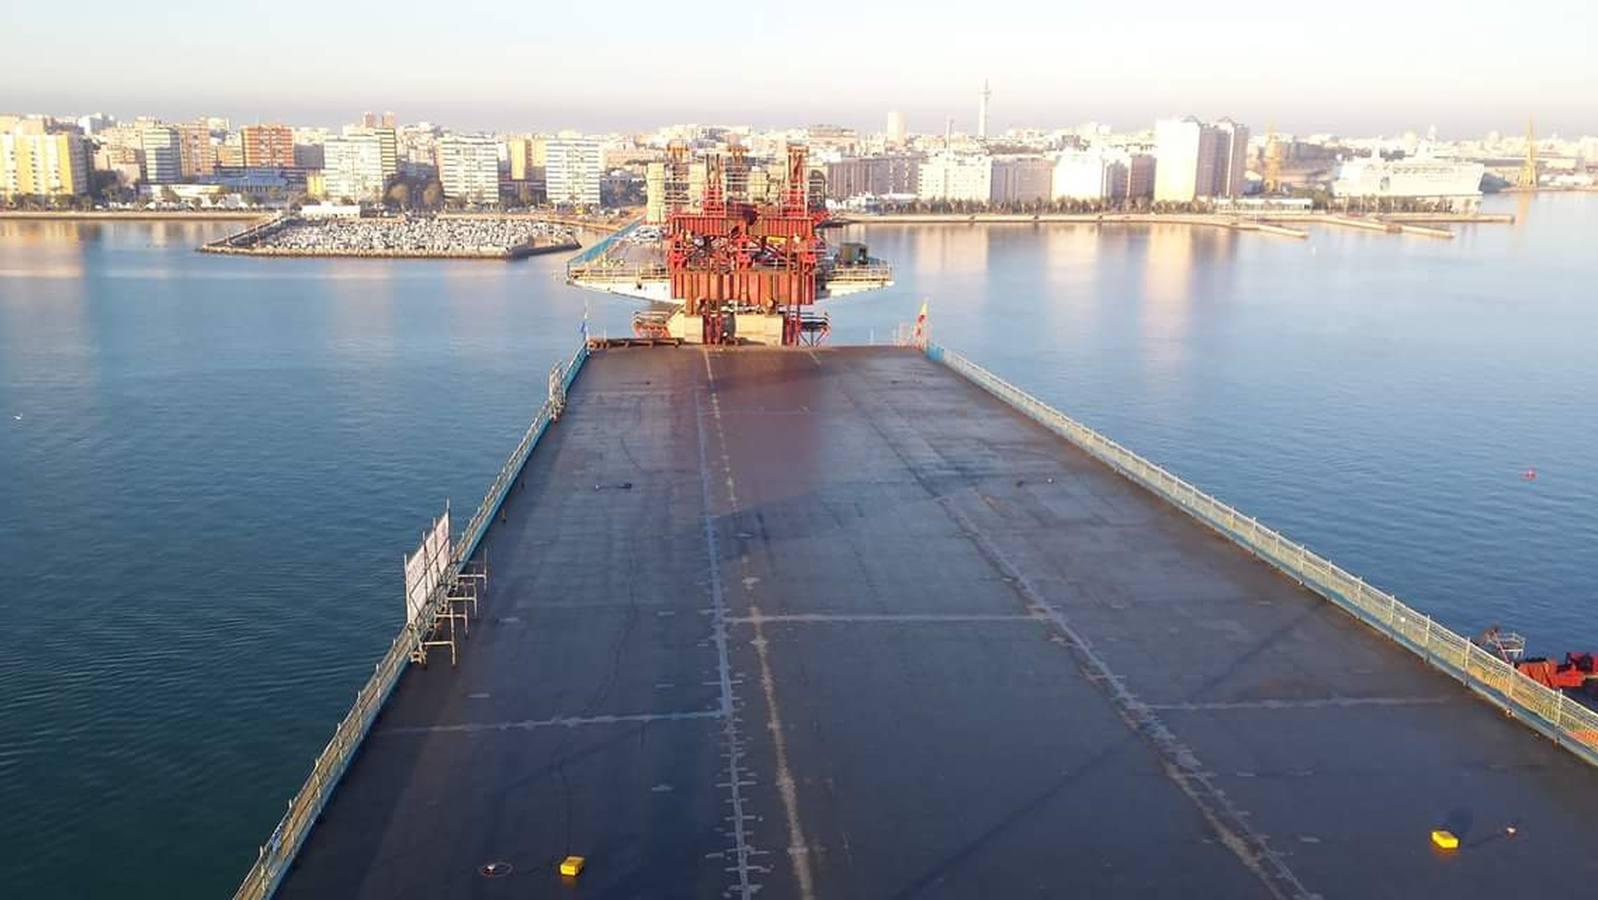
[[565, 142, 893, 344]]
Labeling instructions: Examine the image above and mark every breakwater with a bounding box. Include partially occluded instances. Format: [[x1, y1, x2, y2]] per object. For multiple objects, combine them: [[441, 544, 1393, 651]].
[[200, 215, 581, 260]]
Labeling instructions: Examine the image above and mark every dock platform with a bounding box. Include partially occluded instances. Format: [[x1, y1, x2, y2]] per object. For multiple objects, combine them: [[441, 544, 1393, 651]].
[[276, 346, 1598, 898]]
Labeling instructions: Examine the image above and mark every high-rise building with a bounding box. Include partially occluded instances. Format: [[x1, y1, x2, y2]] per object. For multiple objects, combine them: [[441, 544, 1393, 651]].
[[504, 136, 539, 182], [0, 130, 90, 196], [977, 80, 991, 141], [886, 111, 908, 148], [241, 124, 295, 168], [343, 125, 397, 181], [139, 125, 181, 184], [437, 135, 501, 204], [824, 155, 921, 200], [322, 133, 387, 202], [1213, 118, 1250, 198], [77, 113, 116, 136], [544, 137, 602, 207], [175, 122, 216, 179], [917, 153, 992, 203], [1153, 116, 1246, 202], [990, 155, 1052, 204], [1052, 149, 1117, 201]]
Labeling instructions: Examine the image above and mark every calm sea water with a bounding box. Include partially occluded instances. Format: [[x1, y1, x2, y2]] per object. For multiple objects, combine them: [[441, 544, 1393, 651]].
[[1, 196, 1594, 896]]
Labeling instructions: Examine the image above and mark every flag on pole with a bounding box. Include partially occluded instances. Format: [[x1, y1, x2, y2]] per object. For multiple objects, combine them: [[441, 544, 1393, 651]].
[[912, 301, 928, 345]]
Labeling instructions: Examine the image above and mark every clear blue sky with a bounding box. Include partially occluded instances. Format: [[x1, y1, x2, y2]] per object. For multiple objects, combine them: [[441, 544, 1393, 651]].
[[7, 0, 1595, 136]]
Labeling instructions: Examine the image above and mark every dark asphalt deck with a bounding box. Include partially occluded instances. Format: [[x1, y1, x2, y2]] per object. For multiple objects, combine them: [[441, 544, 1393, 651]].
[[278, 346, 1598, 899]]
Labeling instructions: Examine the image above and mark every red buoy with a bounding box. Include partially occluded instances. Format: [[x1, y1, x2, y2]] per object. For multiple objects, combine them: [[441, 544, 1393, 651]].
[[1522, 468, 1537, 481]]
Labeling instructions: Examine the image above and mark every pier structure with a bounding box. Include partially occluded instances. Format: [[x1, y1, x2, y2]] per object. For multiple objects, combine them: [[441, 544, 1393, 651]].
[[235, 342, 1598, 899]]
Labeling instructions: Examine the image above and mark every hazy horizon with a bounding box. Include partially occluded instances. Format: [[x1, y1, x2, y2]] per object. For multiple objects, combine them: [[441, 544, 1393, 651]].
[[7, 0, 1595, 138]]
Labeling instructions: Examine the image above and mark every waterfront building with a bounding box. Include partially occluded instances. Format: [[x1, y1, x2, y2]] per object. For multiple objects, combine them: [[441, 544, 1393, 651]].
[[216, 134, 245, 168], [241, 124, 295, 168], [824, 155, 921, 201], [886, 111, 907, 148], [1331, 157, 1485, 210], [917, 152, 992, 203], [437, 134, 501, 205], [0, 129, 90, 197], [176, 121, 216, 180], [990, 155, 1053, 204], [1214, 118, 1250, 197], [503, 135, 548, 183], [343, 125, 397, 181], [1052, 149, 1116, 201], [139, 125, 181, 184], [1154, 116, 1248, 202], [1125, 153, 1156, 200], [322, 133, 386, 202], [545, 137, 602, 207]]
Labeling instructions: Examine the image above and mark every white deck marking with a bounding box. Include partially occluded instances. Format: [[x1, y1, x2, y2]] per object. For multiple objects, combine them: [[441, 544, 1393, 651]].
[[941, 497, 1315, 900], [697, 354, 757, 900], [726, 612, 1043, 624], [1149, 696, 1451, 712], [705, 350, 816, 900], [378, 709, 720, 736]]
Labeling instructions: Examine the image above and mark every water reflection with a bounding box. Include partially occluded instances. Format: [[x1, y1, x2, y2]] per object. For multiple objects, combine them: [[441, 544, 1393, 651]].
[[909, 224, 990, 275]]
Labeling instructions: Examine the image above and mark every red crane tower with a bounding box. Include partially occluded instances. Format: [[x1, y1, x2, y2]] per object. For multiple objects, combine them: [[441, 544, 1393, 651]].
[[664, 144, 828, 345]]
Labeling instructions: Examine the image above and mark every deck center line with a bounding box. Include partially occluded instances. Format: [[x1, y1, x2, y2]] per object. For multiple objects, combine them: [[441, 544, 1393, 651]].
[[1149, 696, 1452, 712], [940, 497, 1315, 900], [377, 709, 720, 736], [704, 350, 815, 900], [696, 360, 756, 900]]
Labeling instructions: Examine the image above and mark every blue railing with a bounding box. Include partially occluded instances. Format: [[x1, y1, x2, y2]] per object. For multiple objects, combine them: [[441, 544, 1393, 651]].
[[230, 340, 590, 900]]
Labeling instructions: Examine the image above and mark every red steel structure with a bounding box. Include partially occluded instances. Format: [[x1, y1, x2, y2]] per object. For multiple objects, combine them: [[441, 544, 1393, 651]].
[[665, 144, 827, 342]]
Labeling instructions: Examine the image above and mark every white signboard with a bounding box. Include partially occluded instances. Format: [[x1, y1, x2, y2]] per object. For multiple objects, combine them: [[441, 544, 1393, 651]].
[[403, 509, 451, 625]]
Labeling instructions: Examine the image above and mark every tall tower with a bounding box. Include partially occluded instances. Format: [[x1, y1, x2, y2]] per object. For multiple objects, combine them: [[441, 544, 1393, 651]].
[[977, 80, 991, 141], [1263, 123, 1282, 194], [1520, 117, 1539, 189]]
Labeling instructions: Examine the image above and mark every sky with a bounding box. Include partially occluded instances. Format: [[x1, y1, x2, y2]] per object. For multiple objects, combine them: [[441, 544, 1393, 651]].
[[5, 0, 1595, 137]]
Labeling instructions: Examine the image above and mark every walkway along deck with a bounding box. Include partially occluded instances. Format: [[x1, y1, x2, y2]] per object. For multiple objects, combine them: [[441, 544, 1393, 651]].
[[241, 345, 1598, 899]]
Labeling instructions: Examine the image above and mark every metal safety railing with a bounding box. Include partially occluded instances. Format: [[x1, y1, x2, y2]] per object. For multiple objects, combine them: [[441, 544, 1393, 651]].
[[926, 342, 1598, 769], [230, 340, 590, 900]]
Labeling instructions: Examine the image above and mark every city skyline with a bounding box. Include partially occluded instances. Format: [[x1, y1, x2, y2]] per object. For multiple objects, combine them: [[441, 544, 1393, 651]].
[[6, 0, 1596, 137]]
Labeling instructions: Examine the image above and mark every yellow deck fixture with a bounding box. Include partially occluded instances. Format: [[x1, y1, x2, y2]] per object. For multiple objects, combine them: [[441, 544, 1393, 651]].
[[559, 856, 586, 877], [1431, 830, 1459, 850]]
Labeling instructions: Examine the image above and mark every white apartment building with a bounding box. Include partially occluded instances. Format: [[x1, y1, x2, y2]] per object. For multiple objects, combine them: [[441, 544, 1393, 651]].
[[139, 125, 181, 185], [545, 138, 602, 207], [917, 152, 992, 203], [1053, 149, 1117, 200], [437, 135, 501, 204], [1154, 116, 1248, 203], [322, 133, 386, 202], [342, 125, 398, 181]]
